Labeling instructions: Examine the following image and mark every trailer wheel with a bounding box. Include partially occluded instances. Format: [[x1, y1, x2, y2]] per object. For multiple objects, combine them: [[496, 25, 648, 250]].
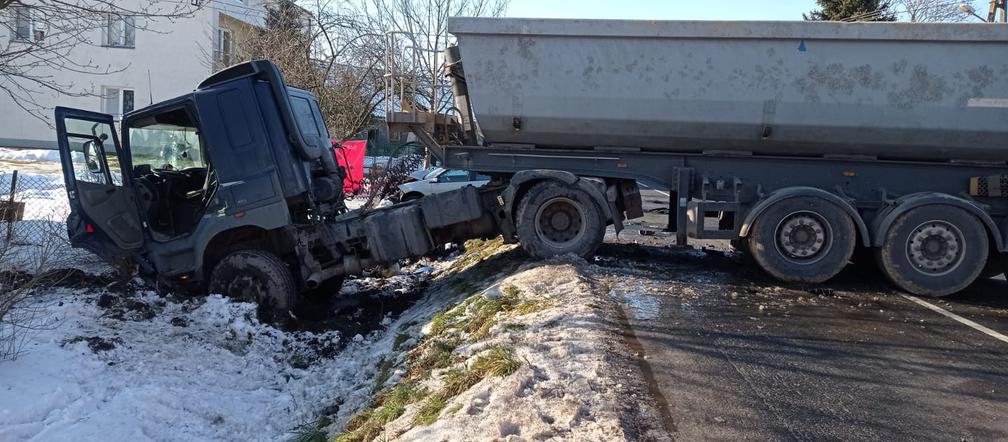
[[748, 196, 856, 283], [876, 205, 988, 297], [208, 249, 298, 325], [516, 181, 605, 259]]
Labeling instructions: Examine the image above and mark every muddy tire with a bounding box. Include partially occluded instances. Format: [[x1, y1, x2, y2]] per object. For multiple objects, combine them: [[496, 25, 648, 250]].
[[208, 249, 298, 325], [749, 196, 856, 283], [876, 205, 988, 297], [516, 181, 605, 259]]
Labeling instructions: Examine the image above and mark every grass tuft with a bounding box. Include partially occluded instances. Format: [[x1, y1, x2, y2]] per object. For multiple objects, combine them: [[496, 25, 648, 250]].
[[412, 395, 448, 426], [441, 367, 484, 398], [409, 346, 522, 428], [473, 346, 521, 377], [408, 338, 460, 377], [289, 418, 330, 442], [335, 383, 425, 442]]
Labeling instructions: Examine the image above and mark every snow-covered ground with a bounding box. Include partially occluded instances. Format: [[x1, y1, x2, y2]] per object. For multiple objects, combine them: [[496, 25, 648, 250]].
[[0, 148, 61, 164], [0, 270, 433, 442]]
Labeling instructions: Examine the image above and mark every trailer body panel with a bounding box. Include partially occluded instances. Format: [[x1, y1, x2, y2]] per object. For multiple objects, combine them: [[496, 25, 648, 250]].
[[449, 18, 1008, 162]]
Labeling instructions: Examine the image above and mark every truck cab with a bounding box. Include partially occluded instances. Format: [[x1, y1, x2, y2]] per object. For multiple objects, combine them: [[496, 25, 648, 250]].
[[55, 61, 347, 318]]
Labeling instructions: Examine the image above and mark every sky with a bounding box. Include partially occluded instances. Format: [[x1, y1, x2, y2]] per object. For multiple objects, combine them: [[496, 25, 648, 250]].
[[506, 0, 822, 21]]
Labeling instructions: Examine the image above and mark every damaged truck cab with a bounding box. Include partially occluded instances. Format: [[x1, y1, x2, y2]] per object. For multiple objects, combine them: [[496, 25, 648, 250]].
[[56, 62, 353, 316], [56, 60, 617, 322]]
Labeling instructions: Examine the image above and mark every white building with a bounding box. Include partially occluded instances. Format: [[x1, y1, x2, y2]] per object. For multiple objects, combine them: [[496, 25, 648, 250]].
[[0, 0, 271, 150]]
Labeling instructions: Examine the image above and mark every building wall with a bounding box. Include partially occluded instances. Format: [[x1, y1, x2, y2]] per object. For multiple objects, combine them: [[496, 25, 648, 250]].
[[0, 0, 263, 149]]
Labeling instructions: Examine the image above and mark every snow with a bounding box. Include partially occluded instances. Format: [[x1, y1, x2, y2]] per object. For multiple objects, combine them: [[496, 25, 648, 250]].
[[0, 171, 68, 223], [0, 148, 61, 163], [367, 258, 669, 441], [0, 270, 436, 442], [0, 171, 105, 273]]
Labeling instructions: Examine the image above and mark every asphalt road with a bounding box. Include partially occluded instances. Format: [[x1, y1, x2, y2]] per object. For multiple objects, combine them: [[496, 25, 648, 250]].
[[595, 190, 1008, 441]]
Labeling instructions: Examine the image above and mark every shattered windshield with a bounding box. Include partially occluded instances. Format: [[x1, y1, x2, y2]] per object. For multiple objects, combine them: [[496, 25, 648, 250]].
[[129, 123, 205, 171]]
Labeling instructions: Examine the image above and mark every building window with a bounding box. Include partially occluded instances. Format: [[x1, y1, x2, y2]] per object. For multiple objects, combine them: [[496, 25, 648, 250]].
[[8, 6, 32, 41], [102, 87, 135, 117], [215, 28, 233, 67], [105, 14, 135, 47]]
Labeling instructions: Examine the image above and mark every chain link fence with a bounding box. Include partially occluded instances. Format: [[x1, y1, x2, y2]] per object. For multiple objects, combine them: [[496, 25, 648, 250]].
[[1, 170, 70, 247]]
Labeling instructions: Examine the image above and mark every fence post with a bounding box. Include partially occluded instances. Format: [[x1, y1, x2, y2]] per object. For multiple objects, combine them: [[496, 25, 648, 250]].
[[5, 170, 17, 242]]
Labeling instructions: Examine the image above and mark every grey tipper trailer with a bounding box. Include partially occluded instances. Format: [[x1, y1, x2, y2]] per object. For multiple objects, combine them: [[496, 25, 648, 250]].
[[391, 17, 1008, 297]]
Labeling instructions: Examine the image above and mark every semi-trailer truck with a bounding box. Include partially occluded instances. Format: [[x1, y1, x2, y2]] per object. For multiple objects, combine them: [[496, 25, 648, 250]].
[[54, 18, 1008, 322]]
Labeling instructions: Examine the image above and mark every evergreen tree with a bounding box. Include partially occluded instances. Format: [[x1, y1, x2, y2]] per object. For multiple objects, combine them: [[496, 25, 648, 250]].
[[804, 0, 898, 21]]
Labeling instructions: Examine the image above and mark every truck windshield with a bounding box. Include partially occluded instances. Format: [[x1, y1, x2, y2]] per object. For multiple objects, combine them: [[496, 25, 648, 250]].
[[129, 123, 205, 171]]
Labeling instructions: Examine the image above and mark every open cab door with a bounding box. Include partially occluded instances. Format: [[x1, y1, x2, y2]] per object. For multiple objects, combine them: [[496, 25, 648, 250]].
[[55, 107, 144, 261]]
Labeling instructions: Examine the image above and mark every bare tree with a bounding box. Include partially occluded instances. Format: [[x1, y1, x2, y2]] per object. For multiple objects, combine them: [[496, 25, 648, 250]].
[[895, 0, 979, 21], [0, 1, 201, 123], [216, 0, 385, 141], [343, 0, 508, 116], [0, 203, 74, 360]]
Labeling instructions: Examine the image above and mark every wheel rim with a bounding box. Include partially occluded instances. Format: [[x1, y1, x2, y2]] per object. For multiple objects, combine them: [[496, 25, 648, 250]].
[[534, 197, 586, 249], [906, 220, 965, 276], [774, 210, 833, 264]]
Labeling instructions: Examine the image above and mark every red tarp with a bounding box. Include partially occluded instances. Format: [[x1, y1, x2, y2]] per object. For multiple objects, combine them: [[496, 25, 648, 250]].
[[333, 140, 366, 192]]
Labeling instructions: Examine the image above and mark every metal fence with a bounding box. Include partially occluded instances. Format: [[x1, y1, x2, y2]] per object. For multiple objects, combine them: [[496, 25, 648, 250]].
[[0, 169, 69, 246]]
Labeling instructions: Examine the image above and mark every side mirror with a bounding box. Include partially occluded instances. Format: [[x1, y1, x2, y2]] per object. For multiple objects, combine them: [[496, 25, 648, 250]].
[[83, 140, 104, 174]]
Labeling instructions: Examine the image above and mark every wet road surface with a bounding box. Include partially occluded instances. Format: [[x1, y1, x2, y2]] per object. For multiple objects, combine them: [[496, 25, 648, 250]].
[[596, 190, 1008, 441]]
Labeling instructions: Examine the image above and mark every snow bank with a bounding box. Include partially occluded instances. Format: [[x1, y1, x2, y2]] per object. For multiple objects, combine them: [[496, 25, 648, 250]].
[[340, 256, 669, 441], [0, 269, 432, 442], [0, 148, 61, 163]]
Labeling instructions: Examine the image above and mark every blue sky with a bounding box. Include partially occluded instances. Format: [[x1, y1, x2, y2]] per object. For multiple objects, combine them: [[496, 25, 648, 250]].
[[507, 0, 822, 21]]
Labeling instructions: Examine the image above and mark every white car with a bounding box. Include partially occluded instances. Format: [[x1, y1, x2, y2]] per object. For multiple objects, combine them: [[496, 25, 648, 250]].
[[398, 168, 491, 202]]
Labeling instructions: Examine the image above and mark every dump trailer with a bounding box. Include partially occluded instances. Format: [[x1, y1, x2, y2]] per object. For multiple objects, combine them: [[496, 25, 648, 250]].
[[390, 18, 1008, 297]]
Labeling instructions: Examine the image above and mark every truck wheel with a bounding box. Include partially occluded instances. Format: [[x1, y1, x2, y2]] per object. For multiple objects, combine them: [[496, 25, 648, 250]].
[[208, 249, 298, 325], [876, 205, 988, 297], [979, 254, 1005, 280], [516, 181, 605, 259], [748, 197, 856, 283]]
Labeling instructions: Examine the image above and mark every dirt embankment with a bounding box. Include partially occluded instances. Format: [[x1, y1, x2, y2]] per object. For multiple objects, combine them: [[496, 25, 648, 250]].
[[329, 241, 669, 442]]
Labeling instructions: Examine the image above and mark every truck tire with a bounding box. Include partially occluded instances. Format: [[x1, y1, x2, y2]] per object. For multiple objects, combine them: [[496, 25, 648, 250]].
[[516, 181, 605, 259], [748, 196, 856, 283], [876, 205, 988, 297], [979, 254, 1005, 280], [208, 249, 298, 325]]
